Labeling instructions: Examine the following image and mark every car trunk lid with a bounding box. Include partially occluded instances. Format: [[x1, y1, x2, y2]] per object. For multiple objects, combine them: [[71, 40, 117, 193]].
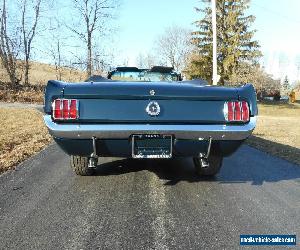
[[60, 81, 240, 124], [63, 81, 238, 101]]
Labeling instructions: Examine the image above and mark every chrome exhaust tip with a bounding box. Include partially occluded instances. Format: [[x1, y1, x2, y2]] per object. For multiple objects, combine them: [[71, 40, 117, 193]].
[[88, 157, 97, 168], [200, 158, 209, 169]]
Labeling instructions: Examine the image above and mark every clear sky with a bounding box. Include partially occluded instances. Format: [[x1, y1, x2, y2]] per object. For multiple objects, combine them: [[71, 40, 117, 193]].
[[27, 0, 300, 83], [248, 0, 300, 82], [113, 0, 300, 83], [114, 0, 199, 65]]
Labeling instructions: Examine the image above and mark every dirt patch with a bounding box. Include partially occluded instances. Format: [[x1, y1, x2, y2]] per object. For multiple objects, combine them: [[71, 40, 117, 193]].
[[0, 108, 52, 173]]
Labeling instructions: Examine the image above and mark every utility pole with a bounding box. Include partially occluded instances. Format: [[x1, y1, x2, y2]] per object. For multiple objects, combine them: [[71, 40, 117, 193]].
[[211, 0, 218, 85]]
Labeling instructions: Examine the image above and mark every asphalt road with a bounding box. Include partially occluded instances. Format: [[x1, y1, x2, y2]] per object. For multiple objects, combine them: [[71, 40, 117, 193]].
[[0, 144, 299, 249]]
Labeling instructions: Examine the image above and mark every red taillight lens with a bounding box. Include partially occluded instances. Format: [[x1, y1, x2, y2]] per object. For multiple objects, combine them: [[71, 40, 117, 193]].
[[69, 100, 78, 119], [52, 99, 78, 120], [224, 101, 249, 122], [62, 99, 69, 119], [234, 101, 241, 121], [241, 101, 249, 122], [54, 99, 62, 119], [227, 102, 234, 121]]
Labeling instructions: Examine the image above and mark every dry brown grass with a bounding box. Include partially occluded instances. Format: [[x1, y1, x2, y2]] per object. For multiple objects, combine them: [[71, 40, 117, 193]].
[[0, 61, 87, 104], [0, 108, 52, 174], [0, 83, 44, 103], [247, 102, 300, 165], [0, 61, 86, 85], [25, 62, 86, 85]]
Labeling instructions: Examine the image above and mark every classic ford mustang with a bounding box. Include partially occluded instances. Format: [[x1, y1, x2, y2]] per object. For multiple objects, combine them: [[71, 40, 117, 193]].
[[44, 66, 257, 176]]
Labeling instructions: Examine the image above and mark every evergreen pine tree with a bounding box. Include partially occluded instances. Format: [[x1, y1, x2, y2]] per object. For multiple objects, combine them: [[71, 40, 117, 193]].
[[188, 0, 262, 85]]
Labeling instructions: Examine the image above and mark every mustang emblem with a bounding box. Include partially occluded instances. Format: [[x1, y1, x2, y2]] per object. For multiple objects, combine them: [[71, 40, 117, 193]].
[[149, 90, 156, 96], [146, 101, 160, 116]]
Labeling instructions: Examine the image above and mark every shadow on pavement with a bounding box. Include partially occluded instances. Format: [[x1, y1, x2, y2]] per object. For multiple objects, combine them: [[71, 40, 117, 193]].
[[246, 136, 300, 166], [92, 144, 300, 186], [93, 157, 215, 185]]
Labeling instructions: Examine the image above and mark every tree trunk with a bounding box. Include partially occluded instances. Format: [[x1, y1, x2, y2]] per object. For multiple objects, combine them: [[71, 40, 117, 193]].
[[218, 77, 225, 86], [87, 33, 92, 77], [24, 56, 29, 85], [8, 70, 17, 87], [57, 40, 62, 81]]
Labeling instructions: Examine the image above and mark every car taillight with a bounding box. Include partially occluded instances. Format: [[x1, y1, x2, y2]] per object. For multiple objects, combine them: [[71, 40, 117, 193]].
[[69, 100, 78, 119], [234, 101, 241, 121], [224, 101, 249, 122], [53, 99, 62, 119], [241, 101, 249, 122], [63, 99, 69, 119], [52, 99, 79, 120], [227, 101, 234, 121]]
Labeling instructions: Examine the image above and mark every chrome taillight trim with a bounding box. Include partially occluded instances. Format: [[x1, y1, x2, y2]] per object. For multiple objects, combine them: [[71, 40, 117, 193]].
[[223, 101, 229, 121], [52, 99, 79, 120]]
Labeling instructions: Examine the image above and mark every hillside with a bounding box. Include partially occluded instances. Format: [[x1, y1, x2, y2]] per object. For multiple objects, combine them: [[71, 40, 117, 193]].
[[0, 61, 87, 85], [0, 61, 89, 104]]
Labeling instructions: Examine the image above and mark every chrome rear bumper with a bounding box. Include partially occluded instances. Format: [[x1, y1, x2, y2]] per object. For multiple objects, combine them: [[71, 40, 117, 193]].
[[44, 115, 256, 141]]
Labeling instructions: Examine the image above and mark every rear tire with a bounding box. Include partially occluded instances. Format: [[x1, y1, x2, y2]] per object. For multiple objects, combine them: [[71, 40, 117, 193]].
[[70, 155, 95, 176], [193, 154, 223, 176]]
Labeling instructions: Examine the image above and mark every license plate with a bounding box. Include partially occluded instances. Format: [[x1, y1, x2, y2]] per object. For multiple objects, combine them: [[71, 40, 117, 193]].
[[132, 135, 172, 159]]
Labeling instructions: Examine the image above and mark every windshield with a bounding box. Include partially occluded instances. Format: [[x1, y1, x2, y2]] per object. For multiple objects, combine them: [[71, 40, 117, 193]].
[[110, 71, 179, 82], [110, 71, 142, 81], [142, 72, 178, 81]]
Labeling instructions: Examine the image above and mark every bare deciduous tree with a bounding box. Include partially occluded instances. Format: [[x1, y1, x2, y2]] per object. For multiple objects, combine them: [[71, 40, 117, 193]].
[[50, 39, 62, 80], [21, 0, 42, 85], [47, 18, 64, 81], [155, 25, 193, 72], [69, 0, 117, 77], [229, 62, 281, 96], [92, 41, 117, 74], [0, 0, 20, 85], [136, 53, 157, 69]]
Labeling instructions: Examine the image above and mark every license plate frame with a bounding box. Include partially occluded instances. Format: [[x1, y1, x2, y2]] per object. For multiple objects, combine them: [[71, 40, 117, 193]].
[[132, 134, 173, 159]]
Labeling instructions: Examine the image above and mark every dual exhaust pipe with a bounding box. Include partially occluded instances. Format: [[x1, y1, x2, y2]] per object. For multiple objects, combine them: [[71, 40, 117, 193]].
[[88, 137, 98, 168], [88, 136, 213, 169]]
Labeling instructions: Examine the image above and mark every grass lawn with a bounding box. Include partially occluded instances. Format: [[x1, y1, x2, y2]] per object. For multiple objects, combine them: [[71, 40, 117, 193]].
[[0, 108, 52, 174], [247, 102, 300, 165]]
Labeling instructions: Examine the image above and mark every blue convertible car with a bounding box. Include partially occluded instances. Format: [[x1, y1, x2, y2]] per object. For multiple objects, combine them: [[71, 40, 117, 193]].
[[44, 66, 257, 176]]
